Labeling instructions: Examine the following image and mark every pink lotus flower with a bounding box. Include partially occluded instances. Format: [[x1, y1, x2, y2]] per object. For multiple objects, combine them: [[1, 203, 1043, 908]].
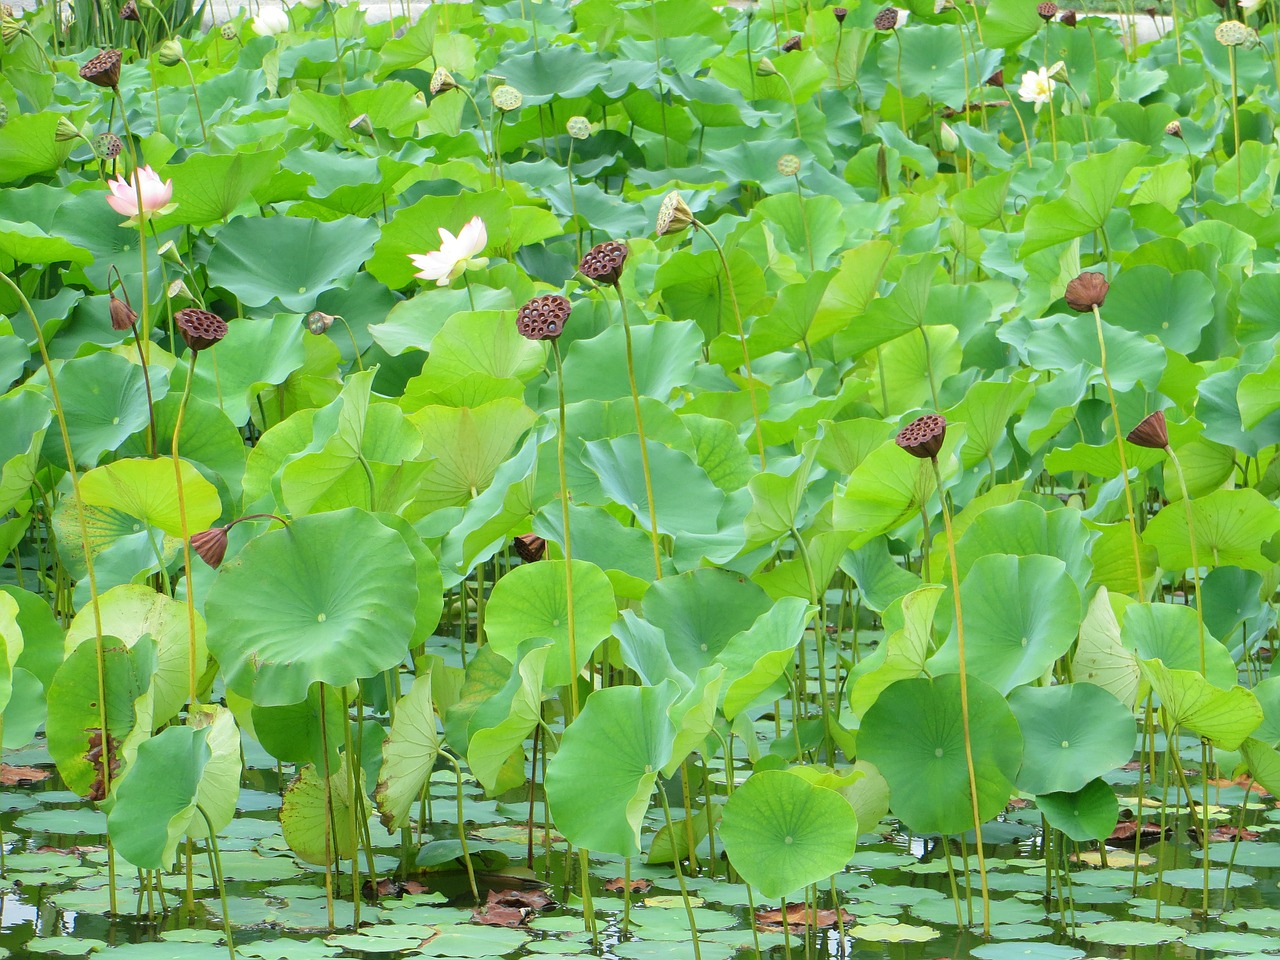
[[408, 216, 489, 286], [105, 165, 174, 222]]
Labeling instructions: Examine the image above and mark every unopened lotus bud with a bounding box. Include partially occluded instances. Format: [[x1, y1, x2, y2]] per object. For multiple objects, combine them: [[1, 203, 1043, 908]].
[[513, 533, 546, 562], [1037, 0, 1057, 19], [873, 6, 899, 29], [515, 295, 572, 341], [896, 414, 947, 460], [755, 56, 778, 76], [348, 113, 373, 137], [430, 67, 457, 94], [777, 153, 801, 176], [833, 6, 847, 21], [93, 132, 123, 159], [55, 116, 82, 142], [175, 307, 228, 352], [1063, 271, 1109, 312], [1060, 8, 1077, 24], [80, 48, 122, 88], [157, 38, 183, 66], [1165, 119, 1182, 138], [566, 115, 590, 139], [655, 190, 694, 237], [782, 34, 802, 51], [120, 0, 139, 20], [191, 526, 229, 568], [1127, 411, 1169, 451], [305, 310, 336, 334], [109, 294, 137, 331], [1215, 19, 1248, 44], [580, 240, 629, 286], [220, 22, 236, 39], [492, 84, 522, 111], [939, 122, 959, 152]]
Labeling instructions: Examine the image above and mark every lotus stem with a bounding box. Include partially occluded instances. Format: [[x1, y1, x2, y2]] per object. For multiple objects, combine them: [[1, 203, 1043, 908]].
[[692, 221, 767, 469], [893, 28, 907, 131], [114, 91, 152, 366], [0, 270, 117, 914], [776, 71, 803, 140], [108, 265, 158, 458], [318, 683, 337, 929], [442, 751, 479, 903], [928, 454, 992, 936], [1229, 45, 1241, 202], [566, 141, 583, 262], [173, 354, 202, 709], [180, 59, 208, 144], [1089, 306, 1146, 598], [793, 529, 834, 762], [1000, 82, 1036, 167], [550, 340, 580, 719], [658, 782, 702, 960], [1164, 446, 1205, 673], [611, 286, 664, 580], [195, 805, 236, 960], [341, 702, 361, 927]]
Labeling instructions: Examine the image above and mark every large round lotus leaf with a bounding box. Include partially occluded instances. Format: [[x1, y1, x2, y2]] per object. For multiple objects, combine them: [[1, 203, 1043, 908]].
[[281, 758, 361, 865], [1119, 601, 1236, 689], [1007, 683, 1136, 795], [251, 683, 345, 768], [951, 501, 1094, 590], [1199, 566, 1265, 646], [108, 725, 211, 871], [204, 508, 418, 706], [186, 704, 241, 839], [78, 457, 222, 539], [1036, 778, 1119, 843], [642, 567, 772, 680], [929, 554, 1082, 695], [484, 559, 617, 689], [859, 674, 1023, 836], [718, 769, 859, 900], [1143, 487, 1280, 574], [66, 584, 207, 728]]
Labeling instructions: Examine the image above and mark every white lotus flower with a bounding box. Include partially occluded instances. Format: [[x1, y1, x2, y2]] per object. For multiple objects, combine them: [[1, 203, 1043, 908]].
[[1017, 64, 1058, 112], [408, 216, 489, 286], [252, 8, 289, 35]]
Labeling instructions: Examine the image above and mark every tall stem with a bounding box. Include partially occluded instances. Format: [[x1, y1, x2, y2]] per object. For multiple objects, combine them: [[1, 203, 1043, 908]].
[[928, 455, 991, 936], [658, 782, 702, 960], [612, 286, 663, 581], [195, 805, 237, 960], [550, 341, 580, 720], [443, 751, 480, 902], [114, 90, 152, 367], [1166, 447, 1205, 674], [180, 59, 207, 143], [1229, 45, 1241, 202], [173, 354, 201, 708], [318, 684, 337, 930]]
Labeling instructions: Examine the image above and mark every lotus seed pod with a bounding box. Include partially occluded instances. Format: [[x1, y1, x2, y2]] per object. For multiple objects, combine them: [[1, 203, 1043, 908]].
[[167, 278, 193, 299], [94, 132, 123, 159], [755, 55, 778, 76], [513, 533, 546, 563], [175, 307, 228, 352], [580, 240, 629, 286], [1063, 271, 1109, 312], [492, 84, 523, 111], [1037, 1, 1057, 19], [781, 34, 802, 51], [120, 0, 139, 20], [873, 6, 899, 29], [348, 113, 373, 137], [0, 101, 8, 128], [1, 4, 14, 16], [655, 190, 694, 237], [1215, 19, 1248, 44], [191, 526, 230, 568], [430, 66, 457, 94], [566, 115, 590, 139], [220, 22, 236, 39], [515, 294, 572, 341], [777, 153, 801, 176], [1127, 411, 1169, 451], [157, 239, 184, 264], [896, 414, 947, 460], [1165, 119, 1182, 138], [305, 310, 336, 335], [55, 116, 82, 142], [1060, 8, 1077, 24], [109, 294, 137, 332], [80, 48, 122, 87], [833, 6, 847, 21], [157, 38, 183, 66], [987, 68, 1004, 86], [0, 10, 20, 44]]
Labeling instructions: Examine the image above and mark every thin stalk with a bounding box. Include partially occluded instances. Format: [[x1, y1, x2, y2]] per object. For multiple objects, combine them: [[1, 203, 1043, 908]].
[[1164, 446, 1205, 673], [928, 455, 991, 936], [108, 265, 157, 457], [791, 172, 814, 272], [1229, 45, 1241, 202], [443, 751, 480, 902], [335, 315, 364, 371], [173, 354, 201, 708], [318, 684, 337, 930], [776, 71, 804, 139], [566, 141, 582, 262], [612, 286, 663, 580], [550, 341, 580, 719], [893, 28, 907, 131], [658, 783, 702, 960], [114, 92, 152, 366], [342, 707, 361, 928], [179, 59, 207, 143], [194, 806, 236, 960]]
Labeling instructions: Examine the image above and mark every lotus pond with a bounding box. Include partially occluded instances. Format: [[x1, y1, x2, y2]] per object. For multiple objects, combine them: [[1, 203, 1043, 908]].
[[5, 0, 1280, 957]]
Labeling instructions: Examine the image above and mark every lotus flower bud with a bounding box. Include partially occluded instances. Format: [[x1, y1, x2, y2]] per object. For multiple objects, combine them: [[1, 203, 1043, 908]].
[[1063, 271, 1109, 312], [1127, 411, 1169, 451], [755, 56, 779, 76], [175, 307, 228, 352], [566, 115, 590, 139], [492, 84, 523, 111], [191, 526, 229, 568], [513, 533, 546, 563], [896, 413, 947, 460], [515, 295, 572, 341], [157, 38, 183, 66], [580, 240, 629, 286], [939, 122, 959, 152], [777, 153, 801, 176], [109, 294, 137, 331], [55, 116, 82, 142], [655, 191, 694, 237], [80, 48, 122, 88], [430, 67, 457, 94]]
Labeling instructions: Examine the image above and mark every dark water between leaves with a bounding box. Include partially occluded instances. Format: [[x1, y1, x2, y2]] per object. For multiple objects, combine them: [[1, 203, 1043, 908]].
[[5, 722, 1280, 960]]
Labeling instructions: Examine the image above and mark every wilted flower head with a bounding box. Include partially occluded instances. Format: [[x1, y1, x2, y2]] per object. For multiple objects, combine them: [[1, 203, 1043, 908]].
[[987, 68, 1005, 87], [873, 6, 903, 29], [1215, 19, 1249, 44], [1063, 271, 1109, 312], [408, 215, 489, 286], [1127, 411, 1169, 451], [80, 48, 122, 88], [120, 0, 139, 20], [156, 38, 183, 66], [566, 115, 591, 139], [252, 7, 289, 35], [777, 153, 801, 176], [1060, 8, 1077, 24], [1, 7, 21, 44], [93, 132, 123, 160], [513, 533, 546, 563], [109, 294, 137, 332], [1017, 65, 1058, 111], [1165, 119, 1183, 138], [655, 191, 694, 236], [430, 67, 457, 94], [191, 526, 229, 568], [104, 165, 174, 222], [1036, 1, 1057, 19], [492, 84, 523, 111], [305, 311, 336, 335], [896, 414, 947, 460], [580, 240, 629, 286], [175, 307, 228, 352], [515, 294, 572, 341]]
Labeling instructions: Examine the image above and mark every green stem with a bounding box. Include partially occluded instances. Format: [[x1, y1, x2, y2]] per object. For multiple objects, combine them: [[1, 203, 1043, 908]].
[[114, 89, 152, 368], [195, 805, 237, 960], [658, 782, 702, 960], [180, 58, 207, 143], [318, 684, 337, 930], [443, 751, 479, 903], [1166, 447, 1205, 674], [173, 354, 201, 708], [335, 315, 364, 371], [550, 340, 580, 719]]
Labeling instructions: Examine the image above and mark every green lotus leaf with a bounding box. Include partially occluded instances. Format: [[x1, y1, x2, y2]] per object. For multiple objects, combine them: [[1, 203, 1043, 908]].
[[1143, 487, 1280, 574], [463, 639, 551, 795], [78, 457, 222, 539], [281, 757, 361, 865], [1036, 778, 1120, 843], [108, 725, 212, 870], [1119, 601, 1236, 688], [1021, 143, 1147, 256], [1008, 683, 1135, 796], [375, 673, 443, 832], [1139, 658, 1262, 750], [559, 320, 703, 405]]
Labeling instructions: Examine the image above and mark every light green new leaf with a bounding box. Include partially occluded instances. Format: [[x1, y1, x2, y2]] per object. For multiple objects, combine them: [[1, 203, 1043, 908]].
[[375, 672, 443, 831], [1022, 143, 1147, 255], [1140, 659, 1263, 750], [78, 457, 222, 539], [108, 725, 211, 870], [1143, 487, 1280, 573]]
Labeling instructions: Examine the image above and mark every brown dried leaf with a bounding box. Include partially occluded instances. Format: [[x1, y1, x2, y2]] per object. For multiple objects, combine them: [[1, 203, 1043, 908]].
[[754, 904, 855, 933], [1106, 821, 1170, 850], [604, 877, 653, 894], [472, 904, 530, 928], [1188, 825, 1261, 844], [1, 764, 51, 785], [1206, 775, 1272, 796]]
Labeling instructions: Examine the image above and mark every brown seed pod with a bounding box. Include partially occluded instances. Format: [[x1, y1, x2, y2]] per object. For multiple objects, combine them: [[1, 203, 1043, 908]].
[[782, 34, 802, 51], [516, 294, 572, 341], [896, 413, 947, 460], [191, 526, 230, 568], [987, 68, 1004, 87], [1127, 411, 1169, 451], [873, 6, 899, 29], [108, 294, 137, 332], [1063, 271, 1109, 312], [80, 48, 122, 88], [579, 240, 629, 286], [93, 132, 123, 159], [1060, 8, 1077, 24], [513, 533, 546, 563], [120, 0, 139, 21], [175, 307, 228, 352], [1037, 1, 1058, 19], [833, 5, 847, 21]]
